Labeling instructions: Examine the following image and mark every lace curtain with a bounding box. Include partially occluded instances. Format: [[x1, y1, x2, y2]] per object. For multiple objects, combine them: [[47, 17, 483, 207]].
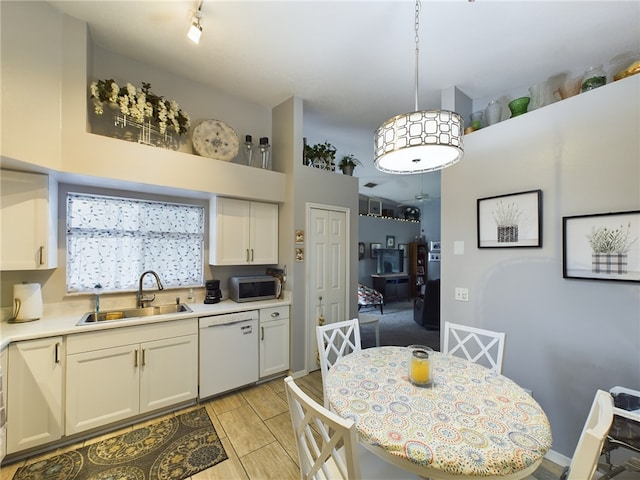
[[67, 193, 204, 293]]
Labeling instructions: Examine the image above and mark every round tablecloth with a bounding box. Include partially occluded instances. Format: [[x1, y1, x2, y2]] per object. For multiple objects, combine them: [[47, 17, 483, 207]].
[[325, 347, 552, 477]]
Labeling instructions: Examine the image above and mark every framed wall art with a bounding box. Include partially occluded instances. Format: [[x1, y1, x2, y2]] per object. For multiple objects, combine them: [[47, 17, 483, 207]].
[[358, 242, 365, 260], [368, 199, 382, 216], [477, 189, 542, 248], [430, 241, 441, 252], [563, 210, 639, 283], [386, 235, 396, 248], [370, 242, 382, 258], [295, 230, 304, 243]]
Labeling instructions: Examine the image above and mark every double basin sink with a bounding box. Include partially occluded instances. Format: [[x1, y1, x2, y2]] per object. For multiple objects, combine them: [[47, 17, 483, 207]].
[[77, 303, 192, 325]]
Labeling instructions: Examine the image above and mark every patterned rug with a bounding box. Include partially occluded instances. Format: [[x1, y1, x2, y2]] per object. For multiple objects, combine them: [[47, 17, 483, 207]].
[[13, 408, 227, 480]]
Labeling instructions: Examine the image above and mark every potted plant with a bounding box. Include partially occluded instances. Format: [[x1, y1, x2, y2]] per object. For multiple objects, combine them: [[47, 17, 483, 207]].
[[338, 154, 361, 176], [304, 141, 336, 170]]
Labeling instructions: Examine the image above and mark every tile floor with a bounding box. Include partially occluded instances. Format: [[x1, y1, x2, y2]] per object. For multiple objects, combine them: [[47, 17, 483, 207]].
[[1, 370, 566, 480]]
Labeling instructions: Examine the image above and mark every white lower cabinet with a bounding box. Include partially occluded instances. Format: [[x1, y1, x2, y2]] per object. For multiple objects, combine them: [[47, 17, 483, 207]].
[[66, 319, 198, 435], [259, 306, 290, 378], [7, 337, 64, 454], [65, 344, 139, 434], [139, 335, 198, 413]]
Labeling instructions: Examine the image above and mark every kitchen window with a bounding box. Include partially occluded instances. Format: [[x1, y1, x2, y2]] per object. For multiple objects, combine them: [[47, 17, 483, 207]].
[[66, 192, 204, 293]]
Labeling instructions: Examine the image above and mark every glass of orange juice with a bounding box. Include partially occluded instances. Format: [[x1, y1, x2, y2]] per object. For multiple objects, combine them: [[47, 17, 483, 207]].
[[408, 345, 432, 387]]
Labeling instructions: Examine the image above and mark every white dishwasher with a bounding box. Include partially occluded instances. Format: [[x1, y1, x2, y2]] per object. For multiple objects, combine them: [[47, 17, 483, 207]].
[[199, 310, 259, 399]]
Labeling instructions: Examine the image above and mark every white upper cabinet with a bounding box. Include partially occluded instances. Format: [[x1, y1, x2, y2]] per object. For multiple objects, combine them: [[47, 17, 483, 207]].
[[210, 197, 278, 265], [1, 170, 58, 270]]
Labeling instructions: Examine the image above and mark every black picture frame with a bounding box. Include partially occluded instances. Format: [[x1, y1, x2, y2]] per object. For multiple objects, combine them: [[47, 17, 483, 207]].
[[563, 210, 639, 283], [386, 235, 395, 248], [368, 199, 382, 216], [477, 189, 542, 248], [358, 242, 365, 260], [398, 243, 407, 257], [370, 242, 382, 258]]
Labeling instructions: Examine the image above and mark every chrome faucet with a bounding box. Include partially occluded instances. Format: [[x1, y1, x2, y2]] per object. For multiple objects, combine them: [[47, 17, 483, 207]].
[[137, 270, 164, 308]]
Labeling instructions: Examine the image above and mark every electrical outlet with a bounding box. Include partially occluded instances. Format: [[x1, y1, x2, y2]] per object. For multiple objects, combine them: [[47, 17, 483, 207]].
[[455, 287, 469, 302]]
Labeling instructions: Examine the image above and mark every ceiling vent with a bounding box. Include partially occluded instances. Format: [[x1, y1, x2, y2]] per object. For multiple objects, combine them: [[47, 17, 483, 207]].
[[364, 182, 378, 188]]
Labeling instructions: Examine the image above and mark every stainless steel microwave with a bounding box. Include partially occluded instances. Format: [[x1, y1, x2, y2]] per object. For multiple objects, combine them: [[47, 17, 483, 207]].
[[229, 276, 281, 303]]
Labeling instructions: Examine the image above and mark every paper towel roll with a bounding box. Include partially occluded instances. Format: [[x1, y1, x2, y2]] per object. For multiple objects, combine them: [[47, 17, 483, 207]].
[[12, 283, 43, 322]]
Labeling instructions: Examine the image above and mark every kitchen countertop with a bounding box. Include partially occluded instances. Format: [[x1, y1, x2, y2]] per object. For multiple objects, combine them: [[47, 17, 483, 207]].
[[0, 296, 291, 350]]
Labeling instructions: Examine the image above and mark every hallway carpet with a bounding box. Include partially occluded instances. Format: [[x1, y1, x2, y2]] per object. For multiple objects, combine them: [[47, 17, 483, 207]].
[[359, 301, 440, 351]]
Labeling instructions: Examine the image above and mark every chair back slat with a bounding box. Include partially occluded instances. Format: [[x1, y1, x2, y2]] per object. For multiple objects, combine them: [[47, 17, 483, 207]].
[[443, 321, 506, 373], [566, 390, 614, 480], [316, 319, 362, 408], [284, 376, 361, 480]]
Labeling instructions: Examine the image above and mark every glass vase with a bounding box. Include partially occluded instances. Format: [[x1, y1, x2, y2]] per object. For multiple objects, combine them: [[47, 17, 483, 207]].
[[259, 137, 271, 170]]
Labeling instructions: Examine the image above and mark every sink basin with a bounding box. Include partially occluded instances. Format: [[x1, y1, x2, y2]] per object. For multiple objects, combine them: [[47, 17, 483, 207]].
[[77, 303, 192, 325]]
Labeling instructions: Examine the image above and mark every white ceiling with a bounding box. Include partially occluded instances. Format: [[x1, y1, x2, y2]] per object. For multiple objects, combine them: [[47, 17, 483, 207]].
[[48, 0, 640, 205]]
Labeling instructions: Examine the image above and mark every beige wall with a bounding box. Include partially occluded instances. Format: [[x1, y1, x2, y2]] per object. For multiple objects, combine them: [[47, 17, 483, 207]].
[[1, 3, 360, 380]]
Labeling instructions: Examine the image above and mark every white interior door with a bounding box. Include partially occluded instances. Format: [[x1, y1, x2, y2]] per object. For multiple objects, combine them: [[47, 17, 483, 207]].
[[306, 205, 348, 371]]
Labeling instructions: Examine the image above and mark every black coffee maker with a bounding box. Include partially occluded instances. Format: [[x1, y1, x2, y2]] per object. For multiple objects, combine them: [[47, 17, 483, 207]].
[[204, 279, 222, 304]]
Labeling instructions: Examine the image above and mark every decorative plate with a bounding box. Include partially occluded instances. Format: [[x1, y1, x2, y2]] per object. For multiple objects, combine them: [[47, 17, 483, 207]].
[[192, 119, 239, 161]]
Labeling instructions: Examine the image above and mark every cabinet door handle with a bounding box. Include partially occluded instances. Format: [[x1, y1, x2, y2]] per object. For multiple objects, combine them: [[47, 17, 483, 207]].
[[142, 348, 146, 366], [134, 349, 138, 367], [246, 249, 250, 263], [39, 246, 44, 265], [271, 311, 280, 318], [261, 326, 264, 341], [54, 342, 60, 363], [251, 249, 254, 262]]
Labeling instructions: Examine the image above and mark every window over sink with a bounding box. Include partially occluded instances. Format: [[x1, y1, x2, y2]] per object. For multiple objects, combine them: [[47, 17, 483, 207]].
[[66, 192, 204, 293]]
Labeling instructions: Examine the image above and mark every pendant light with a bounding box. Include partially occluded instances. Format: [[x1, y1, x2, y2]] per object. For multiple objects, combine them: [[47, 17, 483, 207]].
[[374, 0, 464, 174]]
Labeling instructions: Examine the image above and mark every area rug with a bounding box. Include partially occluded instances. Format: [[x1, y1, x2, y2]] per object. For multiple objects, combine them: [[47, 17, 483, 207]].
[[13, 407, 227, 480]]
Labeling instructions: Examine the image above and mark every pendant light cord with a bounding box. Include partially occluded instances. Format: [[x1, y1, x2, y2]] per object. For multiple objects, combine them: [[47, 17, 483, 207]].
[[414, 0, 421, 112]]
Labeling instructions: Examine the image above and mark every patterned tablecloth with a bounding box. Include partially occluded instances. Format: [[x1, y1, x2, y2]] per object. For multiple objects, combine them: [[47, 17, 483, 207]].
[[326, 347, 553, 477]]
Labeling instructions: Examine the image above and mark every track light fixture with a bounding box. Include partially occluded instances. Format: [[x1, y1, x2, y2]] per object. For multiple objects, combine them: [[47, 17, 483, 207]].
[[188, 1, 204, 44]]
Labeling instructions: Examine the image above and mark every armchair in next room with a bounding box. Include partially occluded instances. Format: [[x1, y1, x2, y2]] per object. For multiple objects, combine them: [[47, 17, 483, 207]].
[[414, 279, 440, 330], [357, 283, 384, 314]]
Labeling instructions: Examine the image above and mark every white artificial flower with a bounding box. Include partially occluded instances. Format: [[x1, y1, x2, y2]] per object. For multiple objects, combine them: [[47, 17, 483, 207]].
[[118, 95, 130, 115], [93, 98, 104, 115], [108, 81, 119, 103]]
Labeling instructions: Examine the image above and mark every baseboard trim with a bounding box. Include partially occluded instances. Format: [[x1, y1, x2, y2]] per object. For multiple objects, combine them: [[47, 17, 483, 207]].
[[545, 448, 570, 467]]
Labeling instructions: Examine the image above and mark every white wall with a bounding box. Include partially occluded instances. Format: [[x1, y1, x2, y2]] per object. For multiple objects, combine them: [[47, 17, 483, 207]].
[[441, 75, 640, 458]]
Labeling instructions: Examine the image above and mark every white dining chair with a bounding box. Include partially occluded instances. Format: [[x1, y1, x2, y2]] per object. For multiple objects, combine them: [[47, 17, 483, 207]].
[[443, 321, 506, 373], [284, 376, 419, 480], [316, 319, 361, 408], [561, 389, 614, 480]]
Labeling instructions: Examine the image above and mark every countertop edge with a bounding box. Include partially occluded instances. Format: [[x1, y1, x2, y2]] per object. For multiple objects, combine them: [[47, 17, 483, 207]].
[[0, 297, 291, 350]]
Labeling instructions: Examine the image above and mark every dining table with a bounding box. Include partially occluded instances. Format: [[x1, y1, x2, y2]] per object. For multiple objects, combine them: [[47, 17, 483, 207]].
[[325, 346, 553, 479]]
